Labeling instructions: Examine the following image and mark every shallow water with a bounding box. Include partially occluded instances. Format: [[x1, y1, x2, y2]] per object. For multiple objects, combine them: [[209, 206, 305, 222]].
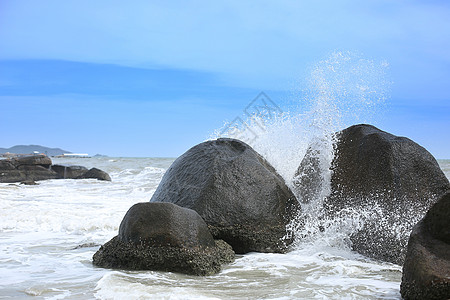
[[1, 157, 447, 299]]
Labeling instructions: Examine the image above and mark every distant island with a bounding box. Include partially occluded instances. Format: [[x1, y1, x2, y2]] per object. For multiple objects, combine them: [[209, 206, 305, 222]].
[[0, 145, 71, 157]]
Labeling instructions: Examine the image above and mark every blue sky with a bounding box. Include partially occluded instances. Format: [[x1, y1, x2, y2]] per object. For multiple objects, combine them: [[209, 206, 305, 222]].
[[0, 1, 449, 157]]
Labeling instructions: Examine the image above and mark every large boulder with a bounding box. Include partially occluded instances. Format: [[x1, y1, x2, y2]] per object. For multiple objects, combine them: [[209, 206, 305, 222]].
[[93, 202, 235, 276], [400, 191, 450, 299], [293, 124, 449, 264], [150, 138, 300, 254], [329, 125, 448, 209], [77, 167, 111, 181]]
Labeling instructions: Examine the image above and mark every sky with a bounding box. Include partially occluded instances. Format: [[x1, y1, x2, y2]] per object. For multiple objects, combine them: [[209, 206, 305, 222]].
[[0, 0, 449, 158]]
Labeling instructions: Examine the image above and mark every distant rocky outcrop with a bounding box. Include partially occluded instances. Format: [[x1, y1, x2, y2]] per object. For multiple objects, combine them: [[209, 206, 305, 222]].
[[401, 191, 450, 299], [0, 155, 59, 182], [0, 145, 70, 156], [93, 202, 235, 275], [0, 155, 111, 183], [293, 124, 449, 265], [150, 138, 300, 254]]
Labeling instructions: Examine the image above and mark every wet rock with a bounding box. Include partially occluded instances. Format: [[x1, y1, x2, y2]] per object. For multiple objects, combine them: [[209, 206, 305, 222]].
[[0, 169, 27, 183], [1, 156, 59, 183], [20, 180, 38, 185], [11, 155, 52, 168], [51, 165, 88, 179], [329, 125, 448, 208], [294, 124, 449, 264], [401, 191, 450, 299], [93, 202, 234, 275], [17, 165, 59, 181], [0, 160, 16, 170], [72, 242, 100, 250], [293, 146, 329, 204], [1, 155, 56, 183], [77, 168, 111, 181], [150, 138, 300, 254]]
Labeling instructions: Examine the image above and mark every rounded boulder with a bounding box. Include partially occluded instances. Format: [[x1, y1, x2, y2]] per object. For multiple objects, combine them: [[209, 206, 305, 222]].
[[93, 202, 235, 276], [401, 191, 450, 299], [150, 138, 300, 254], [77, 167, 111, 181], [293, 124, 449, 264]]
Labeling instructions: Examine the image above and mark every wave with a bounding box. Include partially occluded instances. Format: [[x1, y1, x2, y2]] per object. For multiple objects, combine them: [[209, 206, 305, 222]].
[[215, 51, 391, 249]]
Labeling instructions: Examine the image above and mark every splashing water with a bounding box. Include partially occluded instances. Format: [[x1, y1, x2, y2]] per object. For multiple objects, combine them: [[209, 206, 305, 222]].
[[215, 51, 391, 250]]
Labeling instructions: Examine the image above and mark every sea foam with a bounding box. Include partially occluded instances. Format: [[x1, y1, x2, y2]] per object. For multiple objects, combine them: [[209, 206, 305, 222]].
[[216, 51, 391, 249]]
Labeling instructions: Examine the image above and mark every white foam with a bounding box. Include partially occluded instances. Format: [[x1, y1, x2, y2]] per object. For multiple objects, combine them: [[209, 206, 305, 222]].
[[216, 51, 390, 250]]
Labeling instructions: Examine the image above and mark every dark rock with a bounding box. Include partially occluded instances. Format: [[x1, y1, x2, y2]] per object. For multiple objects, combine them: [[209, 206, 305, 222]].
[[72, 242, 100, 250], [423, 193, 450, 244], [294, 124, 449, 264], [77, 168, 111, 181], [0, 155, 57, 183], [293, 146, 329, 204], [1, 164, 59, 183], [12, 155, 52, 168], [20, 180, 38, 185], [329, 125, 448, 208], [93, 202, 235, 275], [0, 156, 109, 183], [51, 165, 88, 179], [119, 202, 215, 248], [0, 160, 16, 170], [17, 165, 59, 181], [150, 138, 300, 254], [0, 169, 26, 183], [401, 191, 450, 299]]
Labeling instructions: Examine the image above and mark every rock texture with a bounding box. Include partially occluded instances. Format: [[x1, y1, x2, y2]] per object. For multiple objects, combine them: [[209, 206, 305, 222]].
[[77, 167, 111, 181], [0, 155, 59, 183], [93, 202, 235, 275], [13, 155, 52, 167], [150, 138, 300, 254], [294, 124, 449, 264], [51, 165, 88, 179], [0, 155, 111, 183], [401, 191, 450, 299], [329, 125, 448, 209]]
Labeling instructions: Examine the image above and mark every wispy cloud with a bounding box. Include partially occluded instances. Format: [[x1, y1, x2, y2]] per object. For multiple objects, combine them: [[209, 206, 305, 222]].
[[1, 1, 449, 94]]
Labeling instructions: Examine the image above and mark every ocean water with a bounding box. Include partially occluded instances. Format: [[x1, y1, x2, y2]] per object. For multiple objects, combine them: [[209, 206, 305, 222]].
[[1, 157, 448, 299]]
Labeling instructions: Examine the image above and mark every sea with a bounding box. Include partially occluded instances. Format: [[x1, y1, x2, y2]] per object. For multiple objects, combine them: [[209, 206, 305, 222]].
[[1, 52, 448, 299], [1, 156, 448, 300]]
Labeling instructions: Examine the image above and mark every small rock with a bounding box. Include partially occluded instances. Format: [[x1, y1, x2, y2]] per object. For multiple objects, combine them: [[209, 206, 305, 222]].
[[78, 168, 111, 181], [93, 202, 235, 275], [72, 243, 100, 250], [20, 180, 38, 185]]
